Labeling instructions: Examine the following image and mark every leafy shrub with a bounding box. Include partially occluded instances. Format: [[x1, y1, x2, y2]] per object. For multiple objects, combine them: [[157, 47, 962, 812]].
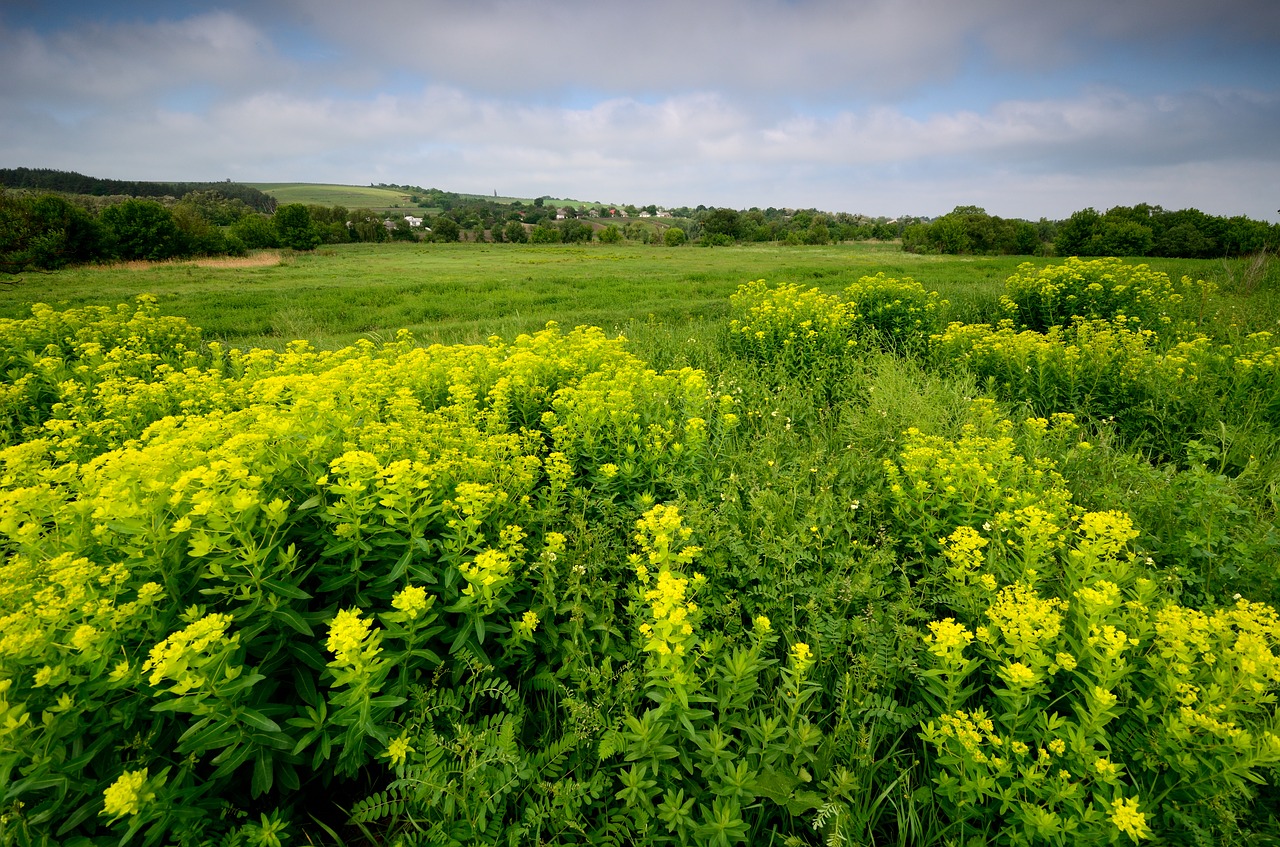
[[0, 302, 731, 844], [1001, 257, 1194, 333], [845, 272, 946, 350], [920, 513, 1280, 845], [727, 279, 857, 371]]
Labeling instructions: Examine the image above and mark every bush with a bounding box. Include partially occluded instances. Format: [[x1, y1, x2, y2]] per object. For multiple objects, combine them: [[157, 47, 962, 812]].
[[229, 214, 280, 249], [663, 227, 687, 247], [1001, 257, 1195, 333], [100, 199, 187, 261], [845, 273, 946, 350], [0, 302, 733, 844], [272, 203, 321, 251]]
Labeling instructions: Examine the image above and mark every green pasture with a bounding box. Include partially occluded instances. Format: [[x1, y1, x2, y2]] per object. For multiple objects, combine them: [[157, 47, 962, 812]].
[[249, 183, 417, 211], [1, 242, 1260, 350]]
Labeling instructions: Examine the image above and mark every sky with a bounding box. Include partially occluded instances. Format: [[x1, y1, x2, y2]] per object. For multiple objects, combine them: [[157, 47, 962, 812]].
[[2, 0, 1279, 222]]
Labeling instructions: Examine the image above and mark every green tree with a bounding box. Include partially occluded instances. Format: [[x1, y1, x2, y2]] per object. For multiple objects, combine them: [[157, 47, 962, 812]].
[[530, 224, 561, 244], [702, 208, 741, 241], [390, 218, 417, 242], [1088, 220, 1154, 256], [429, 216, 460, 242], [229, 214, 281, 249], [559, 219, 593, 243], [26, 195, 105, 268], [598, 224, 621, 244], [174, 190, 251, 226], [1054, 207, 1102, 256], [272, 203, 321, 251], [348, 209, 388, 243], [663, 226, 687, 247], [100, 199, 187, 261], [503, 220, 528, 243]]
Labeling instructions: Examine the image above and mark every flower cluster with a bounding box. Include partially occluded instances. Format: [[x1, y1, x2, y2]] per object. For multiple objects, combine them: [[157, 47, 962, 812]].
[[844, 272, 946, 348], [1001, 257, 1187, 332]]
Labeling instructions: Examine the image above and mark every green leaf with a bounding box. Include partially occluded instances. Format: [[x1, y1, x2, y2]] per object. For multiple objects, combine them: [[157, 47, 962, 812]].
[[261, 577, 312, 600], [252, 752, 274, 797], [752, 770, 801, 806], [786, 790, 825, 816], [239, 708, 282, 733], [273, 606, 314, 635]]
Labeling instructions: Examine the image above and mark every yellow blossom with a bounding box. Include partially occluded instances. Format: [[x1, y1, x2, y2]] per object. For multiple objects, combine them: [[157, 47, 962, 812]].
[[391, 585, 430, 620], [386, 733, 415, 767], [515, 610, 540, 639], [102, 769, 151, 818], [1109, 796, 1151, 841]]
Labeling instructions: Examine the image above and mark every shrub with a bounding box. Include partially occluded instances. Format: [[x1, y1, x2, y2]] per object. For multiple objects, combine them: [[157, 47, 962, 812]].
[[1000, 257, 1194, 333], [100, 199, 187, 261], [727, 279, 857, 371], [0, 303, 733, 844], [920, 515, 1280, 845], [272, 203, 321, 251], [845, 273, 946, 350]]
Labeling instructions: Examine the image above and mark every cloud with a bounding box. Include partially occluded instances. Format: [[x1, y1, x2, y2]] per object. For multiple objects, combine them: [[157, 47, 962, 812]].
[[0, 11, 284, 112], [1, 3, 1277, 220], [281, 0, 1280, 99]]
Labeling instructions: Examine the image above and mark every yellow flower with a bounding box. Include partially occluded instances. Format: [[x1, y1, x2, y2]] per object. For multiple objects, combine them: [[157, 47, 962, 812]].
[[927, 618, 974, 662], [326, 608, 378, 667], [753, 615, 772, 634], [391, 585, 430, 620], [999, 662, 1037, 688], [515, 610, 540, 639], [1109, 796, 1151, 841], [102, 769, 151, 818], [790, 641, 814, 673], [385, 733, 415, 767], [1048, 738, 1066, 755]]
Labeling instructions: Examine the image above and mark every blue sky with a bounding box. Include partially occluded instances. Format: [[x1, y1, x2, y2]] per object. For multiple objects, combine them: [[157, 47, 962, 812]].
[[3, 0, 1278, 221]]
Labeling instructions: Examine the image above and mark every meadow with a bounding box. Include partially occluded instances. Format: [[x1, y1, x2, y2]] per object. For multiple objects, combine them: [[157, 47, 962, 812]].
[[1, 242, 1279, 846]]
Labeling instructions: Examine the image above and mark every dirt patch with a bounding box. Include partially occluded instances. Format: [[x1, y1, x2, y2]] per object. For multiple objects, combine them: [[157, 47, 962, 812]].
[[101, 251, 285, 271]]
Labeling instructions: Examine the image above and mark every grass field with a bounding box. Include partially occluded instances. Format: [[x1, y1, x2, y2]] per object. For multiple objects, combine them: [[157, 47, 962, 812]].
[[249, 182, 420, 212], [1, 242, 1258, 350]]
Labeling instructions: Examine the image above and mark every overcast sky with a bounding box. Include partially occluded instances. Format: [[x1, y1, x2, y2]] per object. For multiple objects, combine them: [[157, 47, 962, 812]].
[[3, 0, 1278, 221]]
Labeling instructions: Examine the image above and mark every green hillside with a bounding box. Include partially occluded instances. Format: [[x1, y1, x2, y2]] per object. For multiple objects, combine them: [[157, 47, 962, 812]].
[[249, 183, 417, 211]]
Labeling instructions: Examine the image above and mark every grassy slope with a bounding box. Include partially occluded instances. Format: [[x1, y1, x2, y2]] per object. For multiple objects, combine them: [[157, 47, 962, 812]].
[[249, 183, 417, 212], [249, 183, 607, 214]]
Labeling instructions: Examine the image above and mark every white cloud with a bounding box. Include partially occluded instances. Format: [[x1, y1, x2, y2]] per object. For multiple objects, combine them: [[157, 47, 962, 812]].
[[2, 3, 1278, 220]]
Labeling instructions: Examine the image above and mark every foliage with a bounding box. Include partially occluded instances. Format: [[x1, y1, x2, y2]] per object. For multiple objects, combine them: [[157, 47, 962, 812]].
[[663, 227, 687, 247], [726, 279, 857, 370], [1000, 257, 1196, 332], [0, 168, 276, 213], [272, 204, 321, 251], [0, 298, 738, 844], [1054, 205, 1279, 260], [845, 272, 947, 350], [903, 206, 1045, 256], [99, 199, 187, 262], [0, 193, 106, 274], [2, 249, 1280, 845]]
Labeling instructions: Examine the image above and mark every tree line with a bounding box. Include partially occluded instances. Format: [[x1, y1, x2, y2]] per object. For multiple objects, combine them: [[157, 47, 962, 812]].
[[4, 169, 1277, 274], [0, 168, 276, 213], [903, 204, 1279, 258]]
